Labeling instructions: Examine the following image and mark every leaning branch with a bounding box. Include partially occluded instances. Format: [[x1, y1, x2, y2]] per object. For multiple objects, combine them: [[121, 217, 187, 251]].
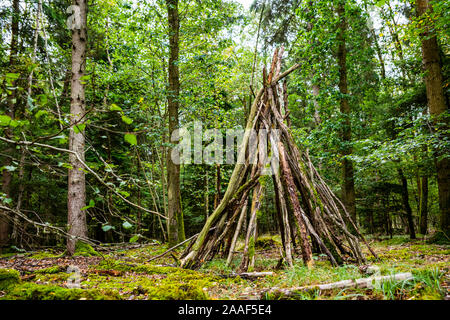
[[0, 136, 166, 219]]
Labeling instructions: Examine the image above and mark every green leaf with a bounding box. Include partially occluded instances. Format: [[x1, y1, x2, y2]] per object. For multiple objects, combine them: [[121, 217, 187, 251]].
[[122, 221, 133, 230], [35, 110, 48, 119], [81, 199, 95, 211], [109, 104, 122, 112], [5, 73, 20, 81], [124, 133, 137, 145], [121, 115, 133, 125], [73, 124, 86, 134], [129, 235, 140, 243], [0, 115, 12, 126]]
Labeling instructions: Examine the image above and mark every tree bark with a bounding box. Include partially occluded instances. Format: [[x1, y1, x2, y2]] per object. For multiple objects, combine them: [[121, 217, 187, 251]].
[[278, 141, 313, 268], [166, 0, 185, 246], [416, 0, 449, 238], [67, 0, 88, 255], [336, 1, 357, 226], [214, 164, 221, 209], [0, 0, 20, 251], [398, 168, 416, 239]]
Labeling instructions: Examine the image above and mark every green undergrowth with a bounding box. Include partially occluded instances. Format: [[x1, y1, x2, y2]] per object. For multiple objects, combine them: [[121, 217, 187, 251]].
[[29, 250, 65, 259], [371, 268, 445, 300], [262, 268, 445, 300], [1, 237, 447, 300], [0, 269, 21, 290], [73, 242, 100, 257], [88, 259, 222, 299], [280, 262, 363, 288], [1, 282, 119, 300]]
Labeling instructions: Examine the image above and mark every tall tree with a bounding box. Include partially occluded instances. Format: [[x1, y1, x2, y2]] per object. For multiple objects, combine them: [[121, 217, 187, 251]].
[[67, 0, 88, 255], [166, 0, 185, 246], [398, 168, 416, 239], [0, 0, 20, 251], [416, 0, 449, 238], [336, 0, 357, 225]]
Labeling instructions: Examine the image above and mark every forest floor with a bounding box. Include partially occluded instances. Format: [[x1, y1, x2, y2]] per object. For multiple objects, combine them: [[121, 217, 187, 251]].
[[0, 235, 448, 300]]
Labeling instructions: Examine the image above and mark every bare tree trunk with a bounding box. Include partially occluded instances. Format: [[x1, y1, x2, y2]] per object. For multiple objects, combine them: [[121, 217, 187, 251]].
[[419, 175, 429, 235], [67, 0, 88, 255], [416, 0, 449, 238], [336, 1, 357, 226], [398, 168, 416, 239], [0, 0, 20, 251], [166, 0, 185, 246]]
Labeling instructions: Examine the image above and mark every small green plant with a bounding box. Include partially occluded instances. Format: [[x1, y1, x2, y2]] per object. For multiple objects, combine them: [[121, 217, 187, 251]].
[[73, 242, 100, 257]]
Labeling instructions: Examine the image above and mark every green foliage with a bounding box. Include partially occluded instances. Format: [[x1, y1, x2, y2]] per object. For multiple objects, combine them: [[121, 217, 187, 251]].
[[1, 283, 119, 300], [0, 269, 21, 290]]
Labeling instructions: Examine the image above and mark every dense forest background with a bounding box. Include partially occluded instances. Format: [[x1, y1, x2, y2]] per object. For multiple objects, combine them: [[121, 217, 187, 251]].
[[0, 0, 448, 254]]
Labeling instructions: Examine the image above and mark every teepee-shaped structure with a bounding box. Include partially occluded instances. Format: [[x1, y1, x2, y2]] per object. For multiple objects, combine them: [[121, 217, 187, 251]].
[[180, 49, 377, 272]]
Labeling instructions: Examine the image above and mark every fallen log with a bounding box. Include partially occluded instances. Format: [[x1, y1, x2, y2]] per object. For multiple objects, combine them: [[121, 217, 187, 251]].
[[262, 272, 413, 298]]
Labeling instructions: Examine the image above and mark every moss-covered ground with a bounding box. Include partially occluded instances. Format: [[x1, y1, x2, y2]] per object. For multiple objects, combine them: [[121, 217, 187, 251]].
[[0, 235, 448, 300]]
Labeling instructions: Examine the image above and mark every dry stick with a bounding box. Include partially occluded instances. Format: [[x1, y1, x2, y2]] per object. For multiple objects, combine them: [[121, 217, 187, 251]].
[[225, 160, 261, 266], [146, 231, 204, 262], [213, 175, 254, 253], [284, 152, 345, 264], [0, 136, 166, 220], [269, 132, 294, 267], [181, 63, 300, 269], [268, 83, 313, 267], [272, 99, 364, 263], [180, 136, 253, 266], [226, 198, 248, 266], [278, 140, 313, 268], [0, 205, 99, 249], [240, 181, 263, 272], [272, 83, 365, 263]]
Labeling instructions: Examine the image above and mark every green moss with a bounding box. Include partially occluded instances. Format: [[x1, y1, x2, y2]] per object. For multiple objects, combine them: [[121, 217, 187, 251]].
[[0, 268, 21, 290], [30, 250, 64, 259], [1, 282, 119, 300], [73, 242, 100, 257], [89, 260, 220, 299], [35, 266, 66, 274], [254, 235, 281, 250]]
